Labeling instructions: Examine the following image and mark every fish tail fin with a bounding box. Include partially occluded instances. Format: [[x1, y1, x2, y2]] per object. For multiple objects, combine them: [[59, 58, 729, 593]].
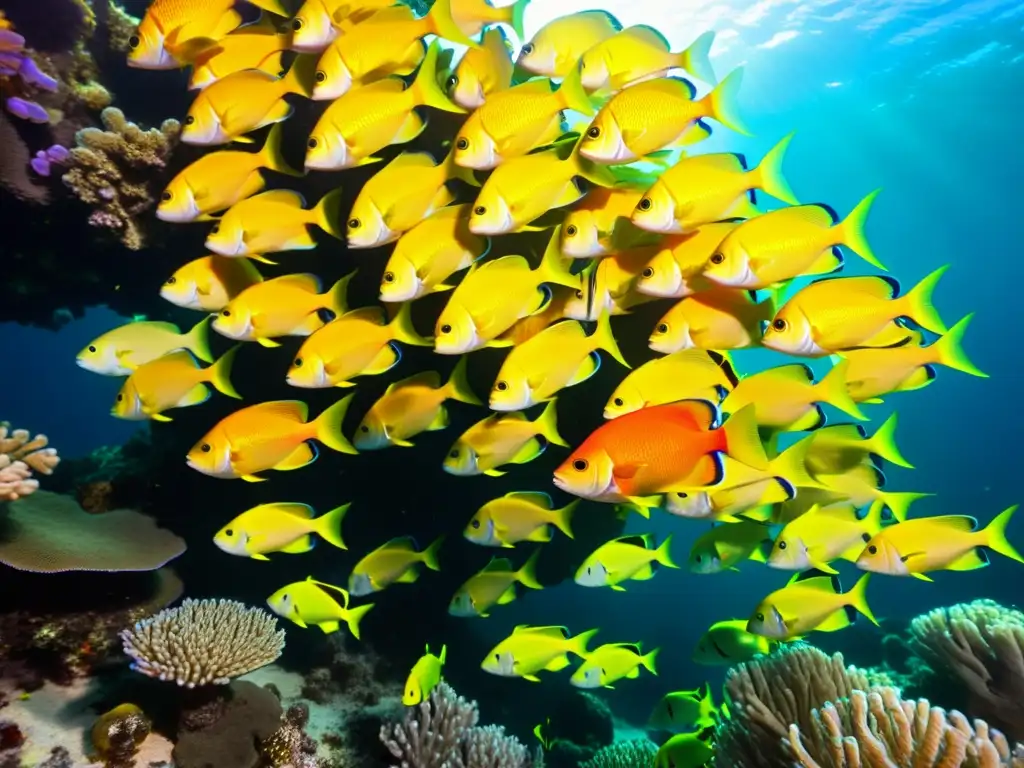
[[567, 628, 599, 658], [413, 41, 469, 113], [516, 548, 544, 589], [770, 436, 821, 490], [444, 355, 482, 405], [185, 315, 215, 363], [847, 573, 878, 626], [556, 64, 595, 116], [753, 132, 799, 205], [864, 412, 913, 469], [838, 188, 885, 270], [552, 499, 578, 539], [816, 359, 867, 421], [932, 314, 988, 378], [314, 503, 350, 550], [699, 68, 750, 136], [327, 271, 355, 317], [536, 398, 568, 447], [656, 534, 679, 569], [676, 30, 716, 85], [593, 310, 629, 368], [314, 394, 359, 455], [722, 404, 769, 470], [982, 505, 1024, 564], [389, 301, 432, 346], [249, 0, 290, 16], [863, 499, 886, 535], [538, 228, 580, 289], [442, 142, 480, 187], [426, 0, 479, 48], [903, 264, 950, 334], [207, 344, 242, 399], [509, 0, 531, 42], [313, 187, 346, 239], [259, 123, 303, 177], [422, 535, 445, 571], [344, 603, 374, 640], [879, 491, 932, 523], [641, 647, 661, 675], [282, 51, 319, 97]]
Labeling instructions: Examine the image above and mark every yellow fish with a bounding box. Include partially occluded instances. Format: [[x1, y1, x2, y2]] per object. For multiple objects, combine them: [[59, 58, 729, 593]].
[[305, 42, 465, 171], [112, 347, 240, 422], [489, 313, 629, 411], [212, 272, 351, 347], [444, 398, 567, 477], [77, 317, 213, 376], [692, 619, 778, 666], [563, 247, 662, 321], [464, 491, 578, 547], [352, 358, 481, 450], [404, 644, 446, 706], [647, 684, 719, 732], [205, 189, 345, 258], [649, 288, 776, 353], [653, 730, 715, 768], [181, 54, 316, 145], [188, 15, 292, 90], [579, 27, 716, 93], [158, 124, 302, 223], [561, 186, 662, 258], [452, 72, 593, 170], [290, 0, 395, 53], [747, 572, 876, 640], [603, 350, 737, 420], [286, 303, 430, 388], [448, 27, 515, 110], [186, 396, 357, 482], [762, 266, 950, 357], [804, 413, 913, 475], [722, 360, 866, 432], [379, 205, 490, 302], [267, 577, 373, 637], [579, 70, 748, 164], [498, 286, 577, 346], [347, 148, 479, 249], [575, 533, 678, 590], [857, 506, 1023, 580], [703, 190, 885, 289], [517, 10, 622, 79], [450, 0, 530, 39], [448, 550, 543, 617], [839, 315, 987, 402], [348, 535, 444, 596], [778, 464, 929, 525], [161, 255, 263, 313], [635, 222, 745, 300], [481, 625, 597, 682], [213, 502, 349, 559], [570, 642, 659, 689], [433, 229, 577, 354], [768, 502, 884, 574], [688, 521, 775, 574], [632, 135, 798, 234]]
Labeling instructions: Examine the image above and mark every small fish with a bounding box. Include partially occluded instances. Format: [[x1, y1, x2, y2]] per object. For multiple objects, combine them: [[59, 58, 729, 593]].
[[348, 535, 444, 596], [290, 0, 394, 53], [579, 70, 748, 164], [267, 576, 373, 637], [653, 729, 716, 768], [575, 533, 678, 590], [839, 315, 987, 402], [498, 286, 577, 346], [803, 464, 931, 523], [186, 396, 358, 482], [722, 361, 866, 433], [77, 317, 213, 376], [450, 0, 530, 39], [481, 624, 598, 682], [635, 222, 743, 299], [647, 683, 719, 732], [804, 412, 913, 475], [464, 491, 577, 547], [206, 189, 345, 257], [579, 26, 716, 93], [632, 134, 798, 234], [403, 644, 446, 705], [517, 10, 623, 79], [286, 303, 431, 388], [570, 642, 659, 689], [448, 27, 515, 110], [214, 501, 349, 560], [188, 15, 292, 90], [762, 266, 950, 357], [703, 190, 885, 289], [768, 502, 884, 574], [305, 42, 465, 171], [747, 571, 876, 640], [856, 506, 1023, 580], [604, 350, 737, 420], [379, 205, 490, 302], [692, 619, 778, 666], [212, 272, 351, 347], [444, 398, 567, 477], [354, 357, 481, 450], [561, 186, 662, 258], [448, 550, 543, 617], [554, 400, 768, 504], [650, 288, 777, 353], [161, 255, 264, 313], [563, 247, 663, 321], [158, 124, 302, 222], [688, 520, 774, 574], [112, 347, 241, 422]]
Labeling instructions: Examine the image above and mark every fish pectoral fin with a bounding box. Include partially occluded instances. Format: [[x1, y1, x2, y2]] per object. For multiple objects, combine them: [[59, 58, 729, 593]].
[[613, 462, 647, 480], [567, 352, 601, 387], [815, 608, 854, 632], [809, 559, 839, 575], [427, 406, 449, 431], [275, 442, 319, 471], [497, 585, 519, 605], [545, 655, 571, 672], [509, 438, 545, 466], [611, 584, 627, 592], [485, 337, 516, 348], [256, 337, 283, 348], [280, 535, 316, 554], [177, 383, 212, 409], [911, 572, 935, 582], [392, 437, 417, 447], [241, 474, 268, 483], [945, 548, 990, 572], [396, 567, 421, 584], [151, 412, 174, 423], [319, 621, 341, 634], [484, 468, 508, 477], [250, 553, 271, 561], [631, 563, 658, 581], [625, 666, 641, 678], [523, 674, 542, 682], [363, 343, 402, 376]]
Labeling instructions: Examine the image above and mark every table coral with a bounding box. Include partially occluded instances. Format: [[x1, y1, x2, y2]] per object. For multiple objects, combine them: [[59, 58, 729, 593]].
[[0, 422, 59, 501], [62, 106, 180, 249]]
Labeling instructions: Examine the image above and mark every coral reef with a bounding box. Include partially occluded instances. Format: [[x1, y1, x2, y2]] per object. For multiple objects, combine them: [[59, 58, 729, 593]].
[[62, 106, 180, 249], [90, 702, 151, 768], [579, 739, 658, 768], [0, 23, 60, 122], [261, 702, 321, 768], [0, 422, 59, 501], [120, 598, 285, 687]]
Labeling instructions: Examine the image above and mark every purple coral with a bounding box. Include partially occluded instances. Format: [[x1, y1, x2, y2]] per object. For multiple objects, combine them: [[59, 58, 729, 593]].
[[0, 28, 57, 123], [30, 143, 68, 175]]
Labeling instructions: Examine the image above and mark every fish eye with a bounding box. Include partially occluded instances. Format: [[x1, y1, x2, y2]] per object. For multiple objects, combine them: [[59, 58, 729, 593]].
[[756, 612, 764, 621], [710, 252, 725, 265], [293, 357, 302, 367], [225, 528, 233, 536], [221, 309, 232, 317], [495, 381, 508, 392], [348, 218, 360, 229], [675, 492, 687, 498], [440, 324, 452, 334], [88, 345, 97, 353], [772, 318, 787, 331], [575, 290, 584, 299], [868, 545, 878, 554], [471, 519, 480, 528], [210, 223, 220, 234], [474, 205, 486, 216], [116, 394, 123, 402], [613, 397, 623, 407], [638, 197, 652, 211], [521, 43, 534, 55], [641, 267, 654, 278], [128, 34, 140, 49], [201, 443, 212, 453], [862, 532, 872, 543], [449, 448, 460, 458], [586, 126, 600, 139], [586, 566, 591, 574], [315, 71, 326, 83], [456, 137, 469, 150], [382, 271, 395, 283], [184, 115, 195, 125], [565, 225, 578, 237], [695, 554, 702, 562], [292, 18, 304, 30], [656, 323, 669, 334], [161, 190, 172, 202], [307, 137, 318, 149], [572, 458, 588, 472], [447, 75, 459, 88], [359, 425, 369, 433], [165, 276, 176, 284], [778, 540, 787, 550]]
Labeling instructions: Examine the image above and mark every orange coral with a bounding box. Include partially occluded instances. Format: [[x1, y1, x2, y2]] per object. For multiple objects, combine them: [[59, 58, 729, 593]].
[[0, 422, 60, 501]]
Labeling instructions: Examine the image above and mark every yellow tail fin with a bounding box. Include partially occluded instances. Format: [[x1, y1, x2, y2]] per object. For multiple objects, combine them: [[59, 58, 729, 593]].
[[314, 394, 359, 454], [313, 187, 346, 239], [838, 189, 885, 270], [982, 505, 1024, 564], [699, 68, 750, 136], [413, 41, 469, 113], [444, 355, 482, 405], [537, 226, 580, 289], [259, 123, 304, 177], [185, 315, 214, 363], [864, 412, 913, 469], [847, 573, 877, 625], [345, 603, 374, 640], [389, 301, 432, 346], [535, 398, 568, 447], [816, 359, 867, 421], [426, 0, 479, 48], [314, 503, 350, 550], [552, 499, 578, 538], [931, 314, 987, 378], [656, 534, 679, 569], [556, 64, 595, 116], [282, 52, 319, 97], [592, 311, 629, 368], [326, 271, 355, 316], [676, 30, 716, 85], [517, 548, 544, 589], [753, 132, 798, 205], [422, 535, 445, 570], [722, 404, 769, 470], [207, 345, 242, 399], [902, 264, 949, 335], [567, 628, 599, 658], [879, 491, 933, 523]]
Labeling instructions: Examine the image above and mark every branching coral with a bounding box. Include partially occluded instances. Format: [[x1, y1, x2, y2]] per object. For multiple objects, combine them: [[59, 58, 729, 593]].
[[580, 739, 658, 768], [0, 422, 59, 501], [62, 106, 180, 249], [784, 687, 1024, 768], [120, 598, 285, 687]]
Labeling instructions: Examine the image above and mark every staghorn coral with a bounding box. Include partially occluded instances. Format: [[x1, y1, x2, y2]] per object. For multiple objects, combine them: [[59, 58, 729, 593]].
[[62, 106, 180, 249], [910, 600, 1024, 741], [580, 739, 658, 768], [784, 687, 1024, 768], [0, 422, 59, 501], [120, 598, 285, 687]]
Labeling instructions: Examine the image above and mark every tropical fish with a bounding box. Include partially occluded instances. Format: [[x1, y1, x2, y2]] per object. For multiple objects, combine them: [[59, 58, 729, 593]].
[[692, 619, 778, 666], [516, 10, 622, 79], [186, 396, 358, 482], [688, 520, 774, 574], [349, 535, 444, 596], [797, 463, 931, 523], [213, 501, 349, 559], [464, 491, 578, 547], [570, 642, 659, 689], [448, 27, 515, 110], [562, 244, 662, 321], [762, 267, 950, 357], [112, 347, 240, 422], [561, 186, 662, 258], [746, 571, 876, 640], [450, 0, 530, 39], [160, 255, 263, 312], [768, 502, 884, 574], [205, 189, 345, 258], [444, 399, 567, 477], [578, 27, 716, 93], [575, 533, 678, 590], [267, 576, 373, 637], [188, 15, 292, 90], [77, 317, 213, 376], [404, 644, 446, 706], [212, 272, 351, 347], [481, 625, 598, 682], [653, 730, 715, 768], [647, 684, 719, 732], [804, 413, 912, 475], [448, 550, 543, 617], [603, 350, 737, 420], [635, 222, 743, 299], [290, 0, 395, 52], [649, 288, 776, 353]]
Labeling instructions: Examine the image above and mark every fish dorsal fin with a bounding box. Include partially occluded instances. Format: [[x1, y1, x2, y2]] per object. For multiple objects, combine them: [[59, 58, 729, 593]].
[[382, 536, 418, 551], [667, 399, 720, 430], [783, 204, 838, 227], [483, 557, 515, 572], [255, 189, 307, 208], [342, 306, 388, 325], [515, 625, 569, 638], [815, 275, 900, 300], [275, 502, 317, 519], [536, 319, 586, 344], [789, 570, 841, 593], [617, 533, 654, 549], [819, 423, 867, 441], [621, 24, 671, 51], [765, 363, 815, 384], [480, 255, 531, 275], [512, 78, 557, 95], [928, 515, 978, 533], [250, 400, 309, 422], [383, 151, 438, 172], [387, 371, 442, 392], [158, 349, 201, 368], [268, 273, 322, 293], [505, 491, 553, 508], [579, 9, 623, 30], [610, 642, 643, 654]]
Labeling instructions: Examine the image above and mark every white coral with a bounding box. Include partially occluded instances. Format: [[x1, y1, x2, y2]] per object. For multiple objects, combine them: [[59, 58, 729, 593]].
[[0, 423, 60, 501]]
